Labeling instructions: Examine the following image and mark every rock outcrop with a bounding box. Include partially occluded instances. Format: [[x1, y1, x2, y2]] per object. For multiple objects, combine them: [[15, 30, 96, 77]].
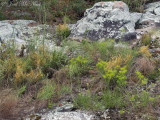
[[69, 1, 142, 41], [136, 1, 160, 55], [136, 1, 160, 35], [139, 1, 160, 28], [41, 111, 94, 120], [0, 20, 59, 52], [69, 1, 160, 42]]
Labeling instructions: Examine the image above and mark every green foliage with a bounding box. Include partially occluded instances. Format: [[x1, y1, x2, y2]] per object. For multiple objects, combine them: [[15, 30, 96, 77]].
[[37, 82, 55, 100], [81, 40, 136, 66], [63, 15, 71, 24], [97, 60, 127, 89], [136, 71, 148, 85], [58, 85, 72, 96], [72, 0, 87, 17], [82, 40, 115, 62], [50, 50, 68, 70], [48, 101, 56, 109], [73, 93, 92, 110], [17, 85, 26, 96], [73, 93, 103, 110], [0, 10, 6, 20], [130, 90, 156, 108], [69, 55, 90, 77], [129, 71, 158, 109], [141, 34, 152, 46], [102, 89, 125, 108], [0, 62, 5, 83], [56, 24, 70, 40]]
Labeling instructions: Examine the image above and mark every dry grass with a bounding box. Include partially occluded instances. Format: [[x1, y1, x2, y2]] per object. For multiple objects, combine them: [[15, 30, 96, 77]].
[[0, 89, 18, 119], [128, 56, 156, 82], [53, 68, 69, 84], [107, 54, 132, 69], [135, 57, 155, 75], [139, 46, 152, 58]]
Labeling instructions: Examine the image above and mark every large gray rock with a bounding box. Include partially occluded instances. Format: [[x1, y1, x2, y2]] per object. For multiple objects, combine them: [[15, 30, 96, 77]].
[[139, 1, 160, 28], [0, 20, 60, 52], [69, 1, 142, 41]]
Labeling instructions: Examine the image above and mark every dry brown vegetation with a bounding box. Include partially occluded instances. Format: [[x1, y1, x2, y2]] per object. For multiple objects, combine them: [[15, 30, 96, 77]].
[[135, 57, 155, 75], [0, 89, 18, 119]]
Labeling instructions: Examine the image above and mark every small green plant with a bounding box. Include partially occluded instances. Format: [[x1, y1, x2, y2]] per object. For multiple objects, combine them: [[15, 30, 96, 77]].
[[73, 93, 103, 110], [56, 23, 70, 40], [73, 93, 92, 110], [102, 89, 125, 108], [0, 62, 5, 83], [48, 101, 56, 109], [141, 34, 152, 46], [17, 85, 26, 96], [50, 50, 68, 70], [37, 81, 55, 100], [72, 0, 87, 17], [129, 90, 156, 109], [96, 59, 127, 89], [0, 10, 6, 20], [136, 71, 148, 85], [63, 15, 71, 24], [128, 71, 157, 110], [69, 55, 90, 77], [58, 85, 72, 96]]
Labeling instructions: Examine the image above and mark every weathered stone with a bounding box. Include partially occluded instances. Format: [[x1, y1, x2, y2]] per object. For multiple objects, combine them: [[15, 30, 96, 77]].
[[139, 1, 160, 29], [69, 1, 142, 41], [41, 111, 94, 120], [55, 104, 74, 112], [0, 20, 60, 53]]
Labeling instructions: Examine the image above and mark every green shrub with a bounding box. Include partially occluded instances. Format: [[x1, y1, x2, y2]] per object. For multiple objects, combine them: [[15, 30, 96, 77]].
[[56, 23, 70, 40], [130, 89, 156, 109], [37, 81, 55, 100], [69, 55, 90, 77], [128, 71, 158, 109], [0, 63, 5, 83], [0, 11, 6, 20], [136, 71, 148, 85], [72, 0, 87, 17], [17, 85, 26, 96], [73, 93, 92, 110], [96, 59, 127, 89], [102, 89, 125, 108], [50, 50, 68, 70], [81, 40, 136, 64], [141, 34, 152, 46]]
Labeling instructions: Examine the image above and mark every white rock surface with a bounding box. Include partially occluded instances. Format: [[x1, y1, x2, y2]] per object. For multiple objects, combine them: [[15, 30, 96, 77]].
[[139, 1, 160, 28], [0, 20, 60, 51], [41, 111, 93, 120], [26, 104, 96, 120], [70, 1, 142, 41]]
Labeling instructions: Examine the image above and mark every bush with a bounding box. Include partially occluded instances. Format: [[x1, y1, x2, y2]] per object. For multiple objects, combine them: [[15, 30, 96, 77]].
[[141, 34, 152, 46], [69, 55, 91, 77], [139, 46, 152, 58], [73, 93, 92, 110], [102, 89, 125, 108], [0, 89, 18, 119], [72, 0, 87, 17], [37, 81, 55, 100], [96, 58, 128, 89], [0, 11, 6, 20], [50, 50, 68, 70], [56, 23, 70, 40], [135, 57, 155, 75]]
